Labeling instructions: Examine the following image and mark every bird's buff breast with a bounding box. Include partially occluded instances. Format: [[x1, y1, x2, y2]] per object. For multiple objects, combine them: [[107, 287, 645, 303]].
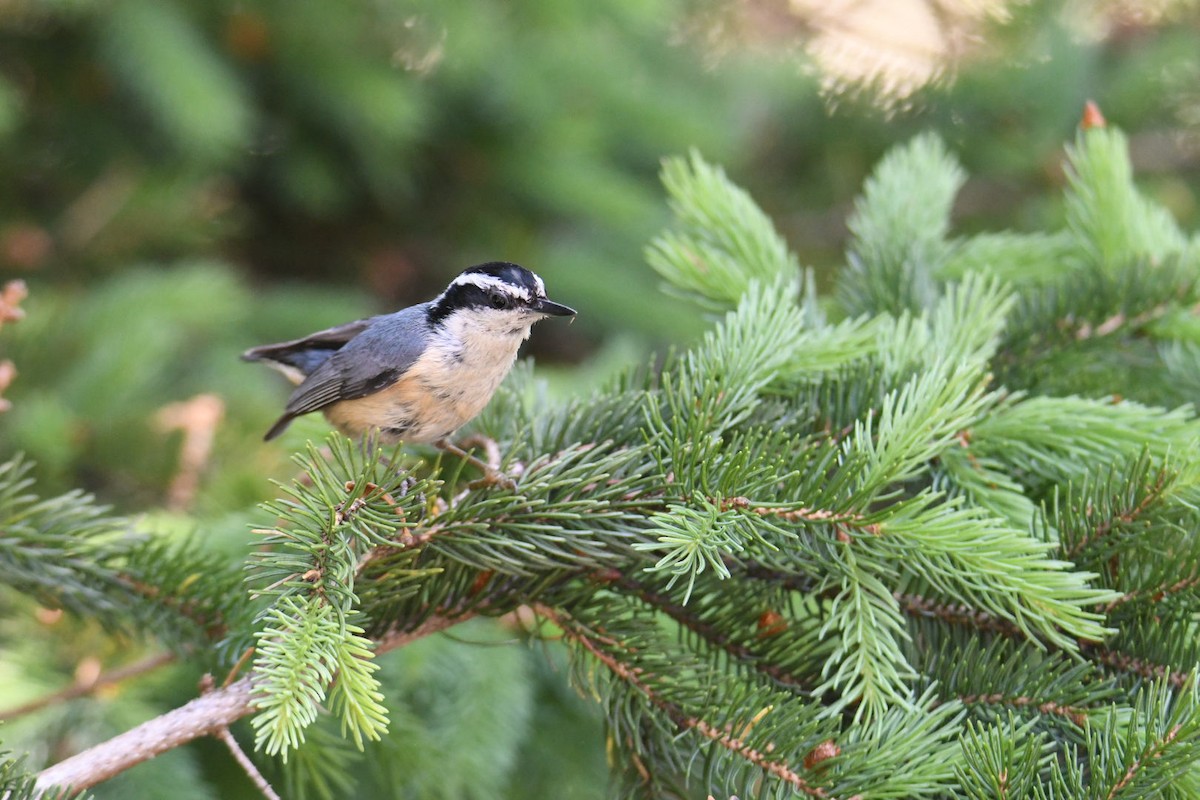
[[323, 327, 526, 444]]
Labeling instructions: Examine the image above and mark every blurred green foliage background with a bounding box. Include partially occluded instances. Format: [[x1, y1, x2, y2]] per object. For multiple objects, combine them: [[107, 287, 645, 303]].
[[3, 0, 1200, 508], [1, 0, 1199, 797]]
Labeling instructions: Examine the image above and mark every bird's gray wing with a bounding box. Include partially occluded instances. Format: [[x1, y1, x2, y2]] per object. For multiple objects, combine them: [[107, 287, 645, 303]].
[[242, 317, 377, 379], [279, 304, 431, 419]]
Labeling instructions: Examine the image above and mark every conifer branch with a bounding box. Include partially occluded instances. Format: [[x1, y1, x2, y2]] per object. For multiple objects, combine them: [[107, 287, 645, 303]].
[[32, 614, 468, 797], [1102, 574, 1200, 613], [537, 604, 836, 800], [34, 674, 257, 797], [1089, 647, 1193, 689], [16, 118, 1200, 797], [719, 496, 880, 537], [955, 692, 1089, 727], [115, 574, 230, 641], [735, 560, 1028, 638], [1066, 466, 1169, 558], [731, 559, 821, 593], [616, 575, 810, 691], [1104, 723, 1184, 800], [893, 593, 1023, 638]]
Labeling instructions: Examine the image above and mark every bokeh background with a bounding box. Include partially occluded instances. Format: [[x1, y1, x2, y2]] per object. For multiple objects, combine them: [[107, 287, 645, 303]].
[[1, 1, 1199, 797]]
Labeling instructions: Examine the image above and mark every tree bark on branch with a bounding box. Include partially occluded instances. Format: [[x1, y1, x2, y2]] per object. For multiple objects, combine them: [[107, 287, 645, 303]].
[[35, 677, 256, 795], [33, 615, 467, 797]]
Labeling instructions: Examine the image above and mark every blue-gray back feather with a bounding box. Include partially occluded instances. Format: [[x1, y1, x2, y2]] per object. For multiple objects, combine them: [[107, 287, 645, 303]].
[[256, 303, 431, 439]]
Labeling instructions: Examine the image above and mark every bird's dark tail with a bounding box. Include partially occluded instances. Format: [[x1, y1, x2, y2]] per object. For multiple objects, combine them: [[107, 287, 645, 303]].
[[263, 413, 294, 441]]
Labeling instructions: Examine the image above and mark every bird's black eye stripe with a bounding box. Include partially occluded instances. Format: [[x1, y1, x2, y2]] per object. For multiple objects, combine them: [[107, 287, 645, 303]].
[[429, 280, 532, 325]]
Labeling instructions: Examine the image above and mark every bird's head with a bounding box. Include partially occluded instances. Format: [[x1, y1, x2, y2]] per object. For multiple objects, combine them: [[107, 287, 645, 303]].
[[428, 262, 576, 335]]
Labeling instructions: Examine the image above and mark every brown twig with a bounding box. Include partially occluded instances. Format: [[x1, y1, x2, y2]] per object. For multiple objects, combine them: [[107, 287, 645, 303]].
[[720, 496, 881, 536], [455, 434, 502, 471], [214, 726, 281, 800], [34, 614, 469, 797], [1105, 723, 1183, 800], [1073, 302, 1175, 343], [223, 647, 256, 688], [893, 592, 1022, 637], [116, 574, 228, 641], [731, 559, 822, 594], [0, 651, 176, 721], [1089, 647, 1192, 689], [155, 393, 225, 513], [956, 692, 1089, 727], [1102, 573, 1200, 613], [1067, 468, 1169, 558]]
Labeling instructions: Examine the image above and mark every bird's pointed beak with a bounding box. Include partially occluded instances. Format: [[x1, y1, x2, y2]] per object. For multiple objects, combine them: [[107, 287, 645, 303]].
[[533, 297, 576, 317]]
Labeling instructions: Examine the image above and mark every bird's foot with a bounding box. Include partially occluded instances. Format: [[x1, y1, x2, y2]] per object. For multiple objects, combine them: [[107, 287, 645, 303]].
[[395, 474, 418, 498], [436, 436, 517, 490], [467, 469, 517, 492]]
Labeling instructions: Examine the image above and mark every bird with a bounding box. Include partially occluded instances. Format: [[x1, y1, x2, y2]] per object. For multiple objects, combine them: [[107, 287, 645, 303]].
[[243, 261, 575, 484]]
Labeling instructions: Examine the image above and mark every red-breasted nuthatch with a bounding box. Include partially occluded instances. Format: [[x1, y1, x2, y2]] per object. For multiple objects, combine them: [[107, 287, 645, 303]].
[[243, 262, 575, 480]]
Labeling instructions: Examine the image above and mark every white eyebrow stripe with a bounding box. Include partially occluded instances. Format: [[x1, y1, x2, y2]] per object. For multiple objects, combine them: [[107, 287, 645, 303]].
[[533, 274, 545, 297], [451, 273, 532, 300]]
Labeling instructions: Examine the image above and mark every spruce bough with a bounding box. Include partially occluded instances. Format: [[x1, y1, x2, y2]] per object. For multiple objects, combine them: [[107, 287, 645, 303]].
[[11, 114, 1200, 798]]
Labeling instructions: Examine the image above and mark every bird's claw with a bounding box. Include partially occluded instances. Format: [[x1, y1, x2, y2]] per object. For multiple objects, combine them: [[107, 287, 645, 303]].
[[467, 469, 517, 491], [437, 436, 517, 490]]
